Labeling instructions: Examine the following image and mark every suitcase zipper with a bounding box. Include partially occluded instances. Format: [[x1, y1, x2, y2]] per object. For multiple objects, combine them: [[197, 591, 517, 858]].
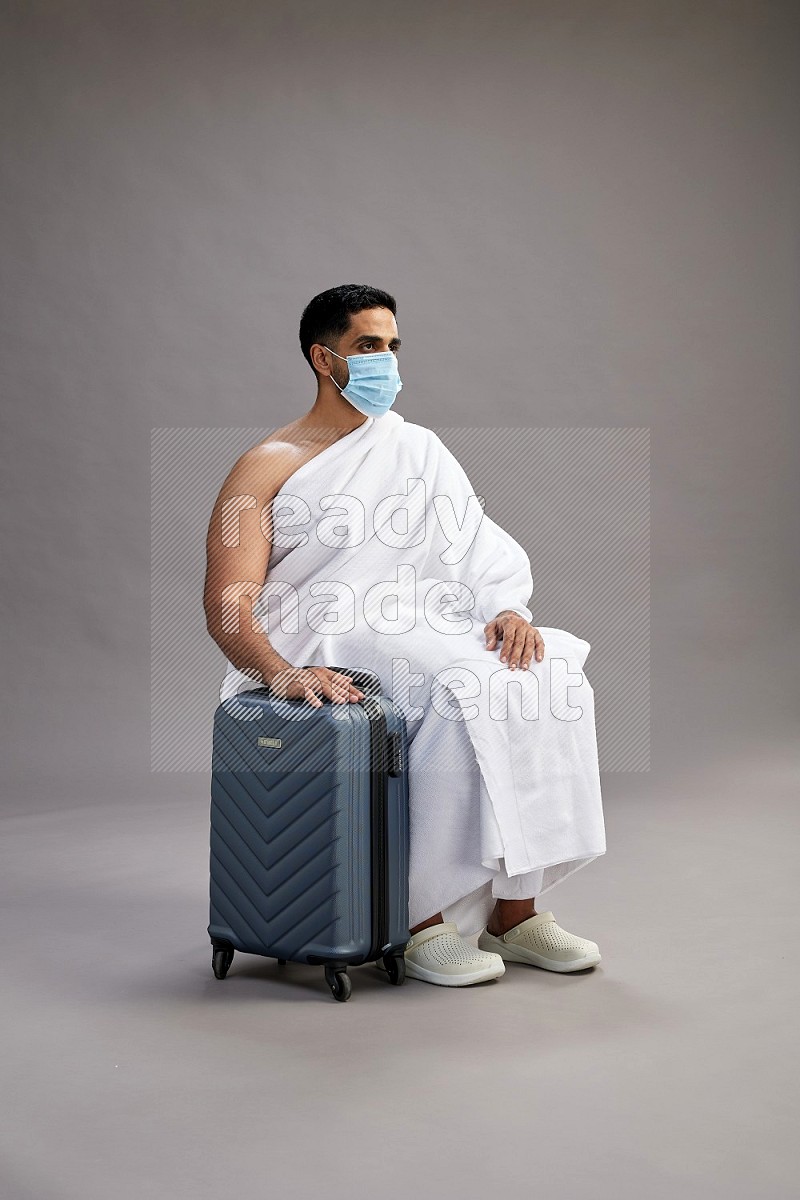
[[364, 699, 389, 960]]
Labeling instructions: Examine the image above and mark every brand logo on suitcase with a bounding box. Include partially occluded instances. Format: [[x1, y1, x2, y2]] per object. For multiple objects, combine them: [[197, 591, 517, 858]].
[[257, 736, 283, 749]]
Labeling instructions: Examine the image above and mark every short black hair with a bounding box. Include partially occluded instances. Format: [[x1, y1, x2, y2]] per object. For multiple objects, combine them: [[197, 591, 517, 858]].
[[299, 283, 398, 376]]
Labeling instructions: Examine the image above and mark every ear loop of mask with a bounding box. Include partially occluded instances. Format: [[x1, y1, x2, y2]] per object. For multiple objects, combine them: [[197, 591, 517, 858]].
[[323, 345, 346, 392]]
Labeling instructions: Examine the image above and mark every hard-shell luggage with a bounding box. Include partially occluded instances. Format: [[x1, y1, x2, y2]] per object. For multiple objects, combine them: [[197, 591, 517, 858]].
[[208, 666, 410, 1001]]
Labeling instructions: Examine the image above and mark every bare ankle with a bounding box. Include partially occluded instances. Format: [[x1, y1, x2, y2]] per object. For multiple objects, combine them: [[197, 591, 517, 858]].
[[410, 912, 445, 935], [487, 899, 537, 936]]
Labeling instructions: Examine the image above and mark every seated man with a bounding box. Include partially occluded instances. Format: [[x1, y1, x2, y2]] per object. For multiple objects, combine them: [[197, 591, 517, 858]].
[[203, 283, 606, 988]]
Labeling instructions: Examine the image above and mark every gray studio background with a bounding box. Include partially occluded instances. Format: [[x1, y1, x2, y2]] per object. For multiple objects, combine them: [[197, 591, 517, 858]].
[[2, 4, 798, 1200], [2, 1, 797, 806]]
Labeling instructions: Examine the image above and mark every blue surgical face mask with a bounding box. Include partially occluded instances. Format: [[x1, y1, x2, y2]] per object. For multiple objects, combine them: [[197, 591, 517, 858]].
[[323, 345, 403, 417]]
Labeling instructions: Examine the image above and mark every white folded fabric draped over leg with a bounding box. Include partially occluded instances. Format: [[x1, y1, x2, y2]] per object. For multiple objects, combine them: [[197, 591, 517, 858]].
[[405, 669, 604, 937], [219, 410, 606, 936]]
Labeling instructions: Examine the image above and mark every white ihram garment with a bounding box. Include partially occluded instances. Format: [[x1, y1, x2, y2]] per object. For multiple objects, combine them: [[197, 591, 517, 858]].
[[219, 410, 606, 937]]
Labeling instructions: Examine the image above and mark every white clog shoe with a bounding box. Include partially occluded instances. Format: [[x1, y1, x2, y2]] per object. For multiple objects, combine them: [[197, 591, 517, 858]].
[[478, 911, 601, 972], [376, 921, 505, 987]]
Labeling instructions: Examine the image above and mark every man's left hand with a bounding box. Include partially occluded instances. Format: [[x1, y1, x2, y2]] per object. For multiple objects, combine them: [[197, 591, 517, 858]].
[[484, 611, 545, 669]]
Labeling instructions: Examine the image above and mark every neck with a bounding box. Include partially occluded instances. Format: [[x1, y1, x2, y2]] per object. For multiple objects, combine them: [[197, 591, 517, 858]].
[[304, 387, 372, 435]]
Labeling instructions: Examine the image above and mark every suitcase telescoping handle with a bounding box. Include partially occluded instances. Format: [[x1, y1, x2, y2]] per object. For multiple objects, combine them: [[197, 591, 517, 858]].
[[276, 666, 382, 706], [322, 666, 382, 698]]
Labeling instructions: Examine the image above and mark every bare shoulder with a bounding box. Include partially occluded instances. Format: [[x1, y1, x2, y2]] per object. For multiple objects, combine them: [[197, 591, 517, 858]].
[[223, 421, 313, 502]]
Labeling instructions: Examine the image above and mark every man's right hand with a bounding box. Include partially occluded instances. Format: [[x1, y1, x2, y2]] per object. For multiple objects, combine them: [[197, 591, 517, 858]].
[[268, 666, 365, 709]]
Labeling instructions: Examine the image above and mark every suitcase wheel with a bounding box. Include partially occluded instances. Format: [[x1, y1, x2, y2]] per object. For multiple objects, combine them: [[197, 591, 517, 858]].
[[324, 965, 352, 1002], [382, 951, 406, 985], [212, 944, 235, 980]]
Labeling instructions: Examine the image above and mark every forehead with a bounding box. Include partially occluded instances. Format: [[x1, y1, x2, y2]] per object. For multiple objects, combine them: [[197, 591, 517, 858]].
[[346, 307, 399, 339]]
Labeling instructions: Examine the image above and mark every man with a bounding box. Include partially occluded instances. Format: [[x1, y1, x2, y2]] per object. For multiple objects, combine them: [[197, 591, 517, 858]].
[[203, 283, 606, 988]]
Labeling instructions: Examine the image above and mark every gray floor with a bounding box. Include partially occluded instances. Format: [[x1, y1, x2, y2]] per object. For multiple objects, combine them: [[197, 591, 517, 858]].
[[2, 739, 798, 1200]]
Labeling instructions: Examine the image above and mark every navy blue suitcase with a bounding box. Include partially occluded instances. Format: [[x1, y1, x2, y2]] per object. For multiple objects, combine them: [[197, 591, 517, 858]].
[[208, 666, 410, 1001]]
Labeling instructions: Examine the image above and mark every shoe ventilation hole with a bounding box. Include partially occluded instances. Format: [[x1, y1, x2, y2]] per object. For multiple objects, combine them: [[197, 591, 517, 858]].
[[413, 932, 498, 966], [518, 924, 592, 952]]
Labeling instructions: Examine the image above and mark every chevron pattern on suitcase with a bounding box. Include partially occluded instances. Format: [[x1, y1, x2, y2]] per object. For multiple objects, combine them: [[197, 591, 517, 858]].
[[210, 707, 370, 960]]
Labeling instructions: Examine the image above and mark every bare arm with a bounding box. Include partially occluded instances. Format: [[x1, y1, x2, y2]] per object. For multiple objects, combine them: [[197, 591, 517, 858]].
[[203, 443, 364, 706], [203, 442, 295, 689]]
